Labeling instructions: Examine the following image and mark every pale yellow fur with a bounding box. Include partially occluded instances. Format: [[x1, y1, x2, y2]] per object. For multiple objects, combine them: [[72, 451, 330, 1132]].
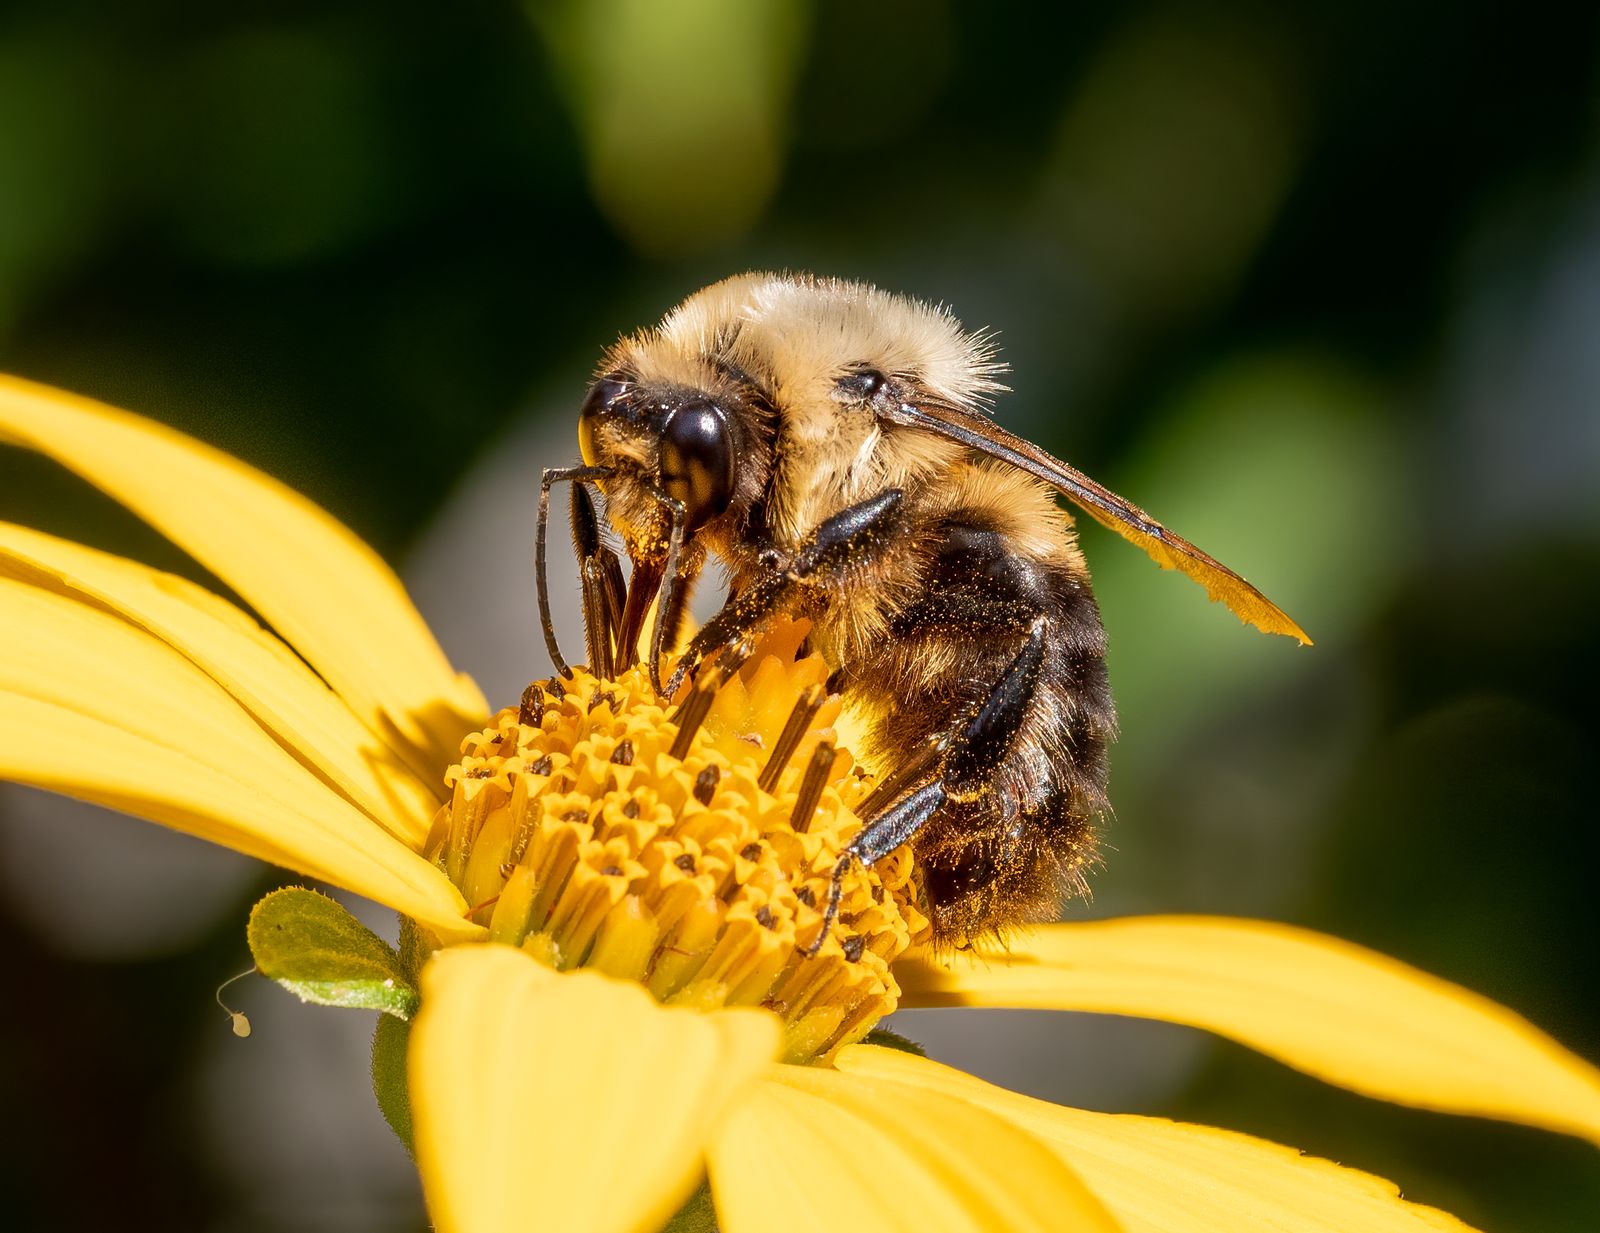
[[610, 272, 1012, 544], [598, 272, 1092, 671]]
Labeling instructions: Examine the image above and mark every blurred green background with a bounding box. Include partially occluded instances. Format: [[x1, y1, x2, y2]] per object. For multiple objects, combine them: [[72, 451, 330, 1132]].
[[2, 1, 1598, 1230]]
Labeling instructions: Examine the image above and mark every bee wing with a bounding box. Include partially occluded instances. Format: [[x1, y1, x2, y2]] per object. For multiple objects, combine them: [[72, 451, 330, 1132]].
[[881, 399, 1312, 645]]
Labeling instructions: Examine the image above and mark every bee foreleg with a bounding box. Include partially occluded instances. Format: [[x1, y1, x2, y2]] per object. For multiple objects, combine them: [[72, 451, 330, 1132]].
[[663, 489, 907, 697], [787, 488, 904, 579], [663, 573, 787, 698], [645, 487, 688, 695], [807, 618, 1046, 957], [537, 464, 611, 678]]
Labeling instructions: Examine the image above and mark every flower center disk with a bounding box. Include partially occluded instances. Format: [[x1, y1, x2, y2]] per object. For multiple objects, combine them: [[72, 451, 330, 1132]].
[[427, 622, 929, 1063]]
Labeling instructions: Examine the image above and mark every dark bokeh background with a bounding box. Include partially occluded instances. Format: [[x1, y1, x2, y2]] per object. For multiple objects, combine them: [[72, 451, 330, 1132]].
[[3, 2, 1598, 1230]]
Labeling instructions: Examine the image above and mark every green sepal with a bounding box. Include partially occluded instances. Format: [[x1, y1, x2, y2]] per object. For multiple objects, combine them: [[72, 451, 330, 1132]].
[[860, 1025, 927, 1056], [371, 1013, 414, 1152], [247, 887, 419, 1019]]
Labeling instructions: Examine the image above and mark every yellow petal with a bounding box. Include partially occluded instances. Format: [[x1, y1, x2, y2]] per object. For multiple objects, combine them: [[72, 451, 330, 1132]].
[[0, 372, 487, 770], [896, 916, 1600, 1147], [0, 578, 477, 940], [0, 522, 441, 846], [707, 1061, 1121, 1233], [837, 1046, 1477, 1233], [411, 945, 777, 1233]]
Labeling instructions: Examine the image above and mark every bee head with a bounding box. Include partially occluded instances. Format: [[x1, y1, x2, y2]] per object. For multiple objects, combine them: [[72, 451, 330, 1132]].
[[577, 371, 751, 563]]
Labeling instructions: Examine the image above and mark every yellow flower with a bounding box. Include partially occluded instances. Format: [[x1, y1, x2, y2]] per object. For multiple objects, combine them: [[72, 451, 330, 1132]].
[[4, 371, 1599, 1233]]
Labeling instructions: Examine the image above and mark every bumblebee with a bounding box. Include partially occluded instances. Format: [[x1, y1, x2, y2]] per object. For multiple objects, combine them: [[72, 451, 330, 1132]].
[[538, 272, 1307, 947]]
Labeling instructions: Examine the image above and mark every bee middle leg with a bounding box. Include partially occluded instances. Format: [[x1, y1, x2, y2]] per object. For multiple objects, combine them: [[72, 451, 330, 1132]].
[[809, 617, 1046, 954]]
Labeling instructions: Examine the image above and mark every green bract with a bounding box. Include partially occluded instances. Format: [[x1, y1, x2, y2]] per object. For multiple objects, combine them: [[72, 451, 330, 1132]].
[[248, 886, 420, 1019]]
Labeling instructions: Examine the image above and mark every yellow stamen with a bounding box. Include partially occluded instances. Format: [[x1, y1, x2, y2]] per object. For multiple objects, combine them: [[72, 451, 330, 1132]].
[[424, 618, 930, 1063]]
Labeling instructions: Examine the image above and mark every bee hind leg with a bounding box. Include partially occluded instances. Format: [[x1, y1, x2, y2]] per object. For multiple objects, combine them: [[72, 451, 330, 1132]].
[[806, 618, 1045, 957]]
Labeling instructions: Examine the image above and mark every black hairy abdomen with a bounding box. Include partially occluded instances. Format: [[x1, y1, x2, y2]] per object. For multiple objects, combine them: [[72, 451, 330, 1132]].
[[850, 520, 1115, 944]]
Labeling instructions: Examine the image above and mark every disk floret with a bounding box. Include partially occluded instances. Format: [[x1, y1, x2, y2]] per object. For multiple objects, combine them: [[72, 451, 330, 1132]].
[[426, 621, 929, 1062]]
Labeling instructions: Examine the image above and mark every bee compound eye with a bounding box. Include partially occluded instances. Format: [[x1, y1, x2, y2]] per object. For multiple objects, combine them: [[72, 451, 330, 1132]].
[[577, 374, 630, 467], [659, 400, 735, 531]]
